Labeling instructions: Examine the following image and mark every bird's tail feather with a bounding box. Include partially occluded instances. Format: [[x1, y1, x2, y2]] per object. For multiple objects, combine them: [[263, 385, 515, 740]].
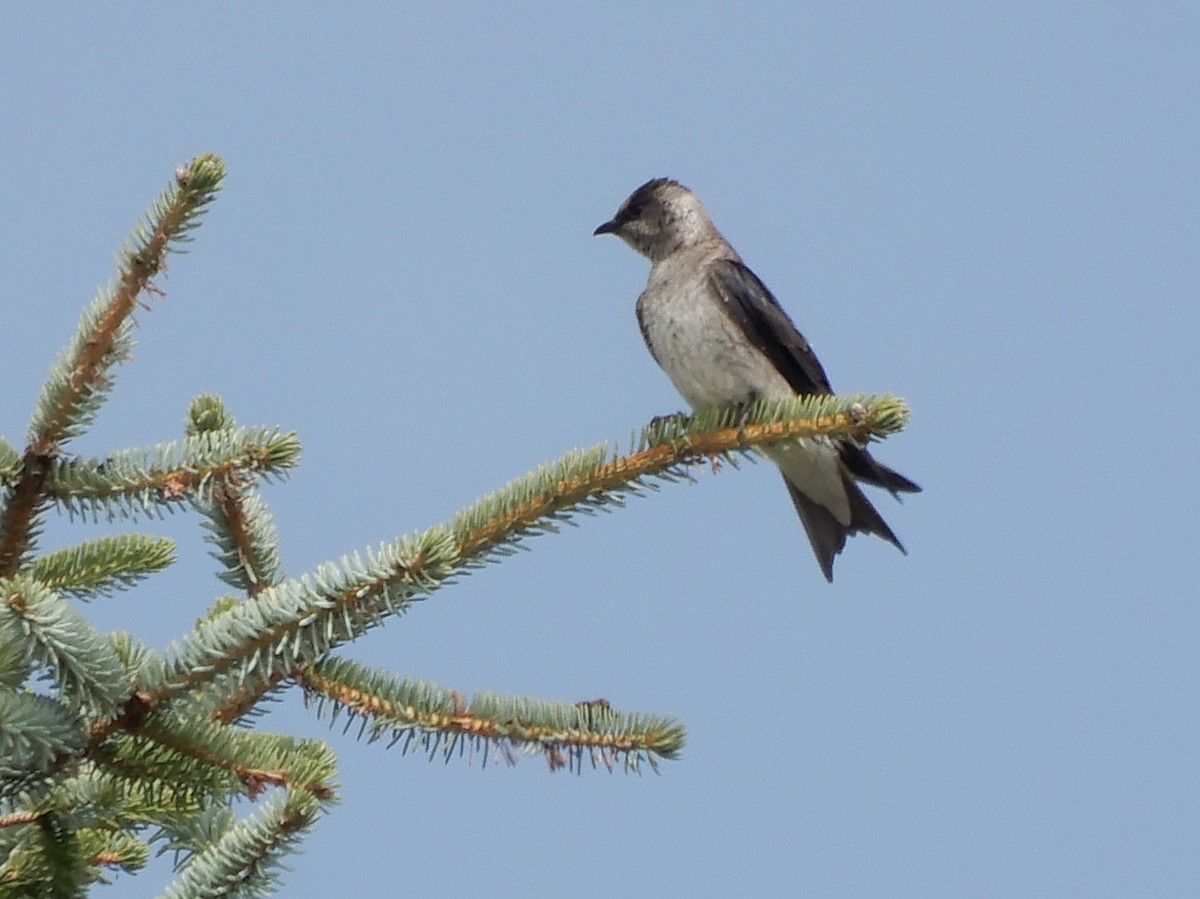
[[839, 444, 922, 497], [784, 468, 907, 582]]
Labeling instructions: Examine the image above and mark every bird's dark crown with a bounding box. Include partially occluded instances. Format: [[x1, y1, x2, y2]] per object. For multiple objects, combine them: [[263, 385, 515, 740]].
[[613, 177, 683, 225]]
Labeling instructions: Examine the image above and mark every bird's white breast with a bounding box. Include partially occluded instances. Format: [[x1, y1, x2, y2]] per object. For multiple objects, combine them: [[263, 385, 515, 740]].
[[637, 258, 793, 409], [636, 254, 851, 522]]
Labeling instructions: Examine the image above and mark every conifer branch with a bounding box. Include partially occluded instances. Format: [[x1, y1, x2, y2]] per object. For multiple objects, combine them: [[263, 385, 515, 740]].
[[2, 576, 130, 717], [0, 786, 152, 886], [89, 710, 338, 807], [1, 812, 87, 896], [129, 726, 334, 801], [157, 394, 907, 720], [298, 658, 684, 773], [452, 393, 908, 564], [40, 428, 300, 523], [28, 153, 224, 454], [0, 690, 87, 782], [208, 671, 290, 726], [0, 154, 224, 580], [156, 526, 459, 701], [0, 153, 922, 893], [203, 485, 282, 596], [188, 395, 286, 597], [158, 790, 319, 899], [0, 437, 18, 476], [26, 535, 176, 599], [0, 453, 50, 579]]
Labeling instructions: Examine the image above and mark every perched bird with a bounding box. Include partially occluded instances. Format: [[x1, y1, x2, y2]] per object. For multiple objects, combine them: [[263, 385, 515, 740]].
[[594, 178, 920, 581]]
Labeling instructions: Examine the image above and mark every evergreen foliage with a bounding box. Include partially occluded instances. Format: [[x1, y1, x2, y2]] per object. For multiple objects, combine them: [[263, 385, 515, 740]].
[[0, 155, 912, 895]]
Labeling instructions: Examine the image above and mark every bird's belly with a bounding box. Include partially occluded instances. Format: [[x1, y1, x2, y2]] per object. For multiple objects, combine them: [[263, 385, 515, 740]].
[[640, 294, 793, 409], [638, 286, 851, 523]]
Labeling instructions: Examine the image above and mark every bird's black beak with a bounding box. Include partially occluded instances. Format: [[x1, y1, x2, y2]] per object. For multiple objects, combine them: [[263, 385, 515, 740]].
[[593, 219, 618, 236]]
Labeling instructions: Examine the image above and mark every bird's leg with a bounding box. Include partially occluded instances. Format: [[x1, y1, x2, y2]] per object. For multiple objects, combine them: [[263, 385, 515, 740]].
[[648, 411, 689, 430], [733, 398, 757, 427], [710, 397, 761, 472], [646, 411, 705, 478], [701, 399, 747, 474]]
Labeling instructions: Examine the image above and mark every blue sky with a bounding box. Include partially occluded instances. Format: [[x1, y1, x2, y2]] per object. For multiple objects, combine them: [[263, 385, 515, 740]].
[[2, 3, 1196, 896]]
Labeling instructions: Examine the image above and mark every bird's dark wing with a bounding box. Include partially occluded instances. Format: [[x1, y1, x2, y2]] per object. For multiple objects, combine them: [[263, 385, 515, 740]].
[[706, 258, 833, 396], [783, 469, 907, 582], [838, 444, 923, 496], [709, 258, 923, 499], [634, 298, 663, 368]]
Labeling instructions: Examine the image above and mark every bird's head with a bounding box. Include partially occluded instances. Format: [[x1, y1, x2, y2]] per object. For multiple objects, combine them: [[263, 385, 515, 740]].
[[594, 178, 718, 261]]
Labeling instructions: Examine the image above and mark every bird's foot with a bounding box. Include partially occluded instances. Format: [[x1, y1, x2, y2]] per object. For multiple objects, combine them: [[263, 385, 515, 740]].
[[648, 411, 689, 430]]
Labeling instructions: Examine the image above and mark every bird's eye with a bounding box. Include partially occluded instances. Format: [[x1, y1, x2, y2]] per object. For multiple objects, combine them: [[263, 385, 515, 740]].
[[620, 200, 645, 223]]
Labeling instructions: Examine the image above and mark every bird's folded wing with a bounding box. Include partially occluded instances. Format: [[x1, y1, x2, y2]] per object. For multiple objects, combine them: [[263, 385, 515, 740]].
[[706, 258, 834, 396]]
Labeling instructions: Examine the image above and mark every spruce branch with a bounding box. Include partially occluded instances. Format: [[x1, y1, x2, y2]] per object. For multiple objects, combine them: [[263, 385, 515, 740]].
[[26, 535, 176, 600], [0, 788, 152, 889], [188, 396, 286, 597], [2, 576, 129, 718], [204, 670, 291, 727], [0, 690, 87, 782], [163, 393, 908, 723], [452, 393, 908, 564], [8, 812, 87, 898], [157, 790, 320, 899], [44, 428, 300, 523], [27, 152, 224, 453], [200, 486, 284, 596], [156, 526, 459, 701], [0, 153, 921, 894], [298, 657, 684, 773], [0, 153, 224, 580], [93, 712, 337, 802], [0, 437, 18, 476]]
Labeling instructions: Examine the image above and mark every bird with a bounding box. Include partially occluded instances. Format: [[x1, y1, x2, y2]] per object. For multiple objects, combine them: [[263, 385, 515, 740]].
[[594, 177, 920, 581]]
